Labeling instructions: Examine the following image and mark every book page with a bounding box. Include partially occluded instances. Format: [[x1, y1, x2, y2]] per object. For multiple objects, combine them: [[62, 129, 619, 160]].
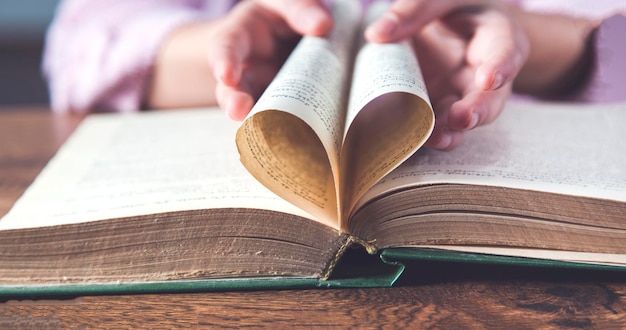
[[243, 0, 361, 160], [340, 2, 433, 225], [418, 246, 626, 266], [0, 109, 315, 230], [345, 2, 431, 126], [236, 0, 362, 226], [358, 101, 626, 208]]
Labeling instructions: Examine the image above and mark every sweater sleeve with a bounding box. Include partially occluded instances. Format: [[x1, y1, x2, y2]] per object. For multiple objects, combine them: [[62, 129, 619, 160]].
[[42, 0, 234, 114], [578, 14, 626, 102]]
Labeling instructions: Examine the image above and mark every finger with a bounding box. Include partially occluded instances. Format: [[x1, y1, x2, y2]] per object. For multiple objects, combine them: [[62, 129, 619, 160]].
[[425, 124, 466, 150], [207, 22, 249, 87], [447, 84, 511, 131], [473, 39, 527, 91], [365, 0, 489, 43], [207, 1, 274, 87], [216, 59, 278, 121], [256, 0, 333, 36], [216, 81, 255, 121], [466, 11, 529, 91], [425, 95, 466, 150]]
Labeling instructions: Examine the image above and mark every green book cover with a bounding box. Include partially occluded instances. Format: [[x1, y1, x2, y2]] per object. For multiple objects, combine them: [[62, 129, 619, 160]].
[[3, 246, 626, 298]]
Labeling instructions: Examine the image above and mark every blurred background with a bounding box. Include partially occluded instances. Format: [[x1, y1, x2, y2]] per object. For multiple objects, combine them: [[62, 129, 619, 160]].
[[0, 0, 60, 108]]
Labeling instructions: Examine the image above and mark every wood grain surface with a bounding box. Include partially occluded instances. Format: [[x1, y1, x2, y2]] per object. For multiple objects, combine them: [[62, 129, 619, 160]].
[[1, 282, 625, 328]]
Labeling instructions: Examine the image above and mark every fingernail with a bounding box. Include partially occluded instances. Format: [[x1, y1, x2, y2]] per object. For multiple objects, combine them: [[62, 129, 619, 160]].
[[301, 7, 329, 34], [491, 72, 504, 90], [434, 133, 452, 150], [217, 61, 229, 82], [216, 60, 236, 86], [367, 12, 398, 38], [467, 113, 479, 130]]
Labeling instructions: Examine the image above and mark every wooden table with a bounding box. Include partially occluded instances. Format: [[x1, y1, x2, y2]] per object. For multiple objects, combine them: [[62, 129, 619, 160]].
[[1, 108, 625, 328]]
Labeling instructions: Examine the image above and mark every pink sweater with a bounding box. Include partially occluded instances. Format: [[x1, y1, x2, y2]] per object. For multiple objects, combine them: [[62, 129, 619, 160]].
[[42, 0, 626, 114]]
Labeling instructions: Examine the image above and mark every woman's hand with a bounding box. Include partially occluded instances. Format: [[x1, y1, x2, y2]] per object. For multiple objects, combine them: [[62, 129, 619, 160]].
[[208, 0, 332, 120], [367, 1, 529, 150]]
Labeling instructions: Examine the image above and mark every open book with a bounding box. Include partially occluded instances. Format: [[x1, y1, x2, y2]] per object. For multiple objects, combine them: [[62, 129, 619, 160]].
[[1, 1, 626, 296]]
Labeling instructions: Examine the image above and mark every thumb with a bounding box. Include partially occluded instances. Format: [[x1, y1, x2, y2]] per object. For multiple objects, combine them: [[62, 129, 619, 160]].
[[365, 0, 491, 43]]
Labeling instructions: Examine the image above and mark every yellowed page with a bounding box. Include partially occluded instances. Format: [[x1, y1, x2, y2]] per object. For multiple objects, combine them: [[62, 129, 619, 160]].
[[357, 101, 626, 212], [340, 2, 434, 226], [0, 109, 313, 230], [236, 0, 362, 227]]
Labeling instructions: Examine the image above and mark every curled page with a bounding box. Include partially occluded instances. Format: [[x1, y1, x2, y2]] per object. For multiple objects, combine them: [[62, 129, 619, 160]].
[[236, 0, 434, 230]]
